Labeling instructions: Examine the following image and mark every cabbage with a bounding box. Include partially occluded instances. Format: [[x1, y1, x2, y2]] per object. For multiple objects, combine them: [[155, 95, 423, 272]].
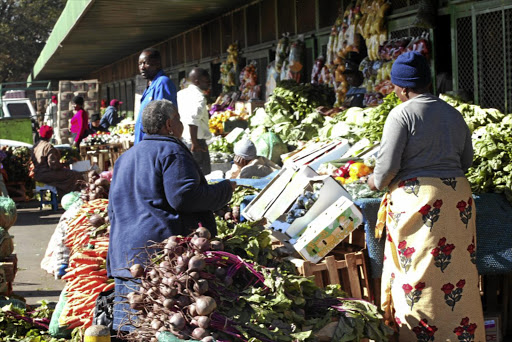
[[254, 132, 288, 165], [61, 192, 81, 211], [0, 196, 17, 230]]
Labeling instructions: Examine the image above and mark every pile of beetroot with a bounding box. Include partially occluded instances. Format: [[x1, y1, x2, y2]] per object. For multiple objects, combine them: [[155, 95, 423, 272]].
[[119, 220, 392, 342]]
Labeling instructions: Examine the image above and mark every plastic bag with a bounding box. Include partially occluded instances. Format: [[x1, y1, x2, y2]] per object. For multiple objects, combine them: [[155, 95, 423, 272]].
[[288, 39, 304, 73], [265, 61, 280, 100], [61, 191, 81, 211]]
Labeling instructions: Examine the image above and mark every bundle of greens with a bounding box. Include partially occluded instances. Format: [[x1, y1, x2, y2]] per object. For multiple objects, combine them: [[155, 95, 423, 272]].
[[0, 300, 64, 342], [318, 93, 401, 144], [250, 81, 334, 143], [440, 94, 505, 132], [466, 115, 512, 202]]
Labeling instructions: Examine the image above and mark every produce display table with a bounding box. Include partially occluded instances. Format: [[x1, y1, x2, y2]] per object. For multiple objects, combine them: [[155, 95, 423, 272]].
[[356, 193, 512, 278], [79, 143, 125, 171]]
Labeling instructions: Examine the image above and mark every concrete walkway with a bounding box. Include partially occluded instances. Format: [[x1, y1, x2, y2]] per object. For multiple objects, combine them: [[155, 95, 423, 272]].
[[11, 201, 65, 307]]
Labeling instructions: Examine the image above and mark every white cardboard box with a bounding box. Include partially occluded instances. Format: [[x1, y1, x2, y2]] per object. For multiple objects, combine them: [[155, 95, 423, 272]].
[[271, 175, 352, 240], [283, 140, 350, 171], [293, 196, 363, 263], [242, 166, 351, 224]]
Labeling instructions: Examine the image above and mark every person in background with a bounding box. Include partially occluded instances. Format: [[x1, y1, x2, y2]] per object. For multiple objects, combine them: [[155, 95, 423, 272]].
[[225, 138, 280, 179], [87, 113, 109, 136], [367, 52, 483, 341], [69, 96, 89, 147], [31, 125, 83, 197], [99, 99, 123, 131], [133, 48, 178, 144], [341, 52, 366, 108], [0, 151, 9, 197], [44, 95, 58, 127], [100, 99, 108, 115], [107, 99, 234, 333], [178, 68, 212, 175]]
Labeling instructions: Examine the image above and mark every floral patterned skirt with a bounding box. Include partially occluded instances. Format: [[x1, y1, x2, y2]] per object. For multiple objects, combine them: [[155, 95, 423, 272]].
[[378, 177, 485, 342]]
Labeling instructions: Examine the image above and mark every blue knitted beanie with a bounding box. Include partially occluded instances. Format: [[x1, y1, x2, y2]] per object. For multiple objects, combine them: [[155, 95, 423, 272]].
[[391, 51, 431, 88]]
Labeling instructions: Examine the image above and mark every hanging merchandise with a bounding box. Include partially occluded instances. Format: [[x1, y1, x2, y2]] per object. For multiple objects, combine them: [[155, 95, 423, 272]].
[[239, 61, 261, 101], [265, 61, 280, 100], [324, 1, 386, 106], [275, 33, 291, 73], [311, 56, 325, 85], [361, 32, 431, 105], [219, 42, 239, 93]]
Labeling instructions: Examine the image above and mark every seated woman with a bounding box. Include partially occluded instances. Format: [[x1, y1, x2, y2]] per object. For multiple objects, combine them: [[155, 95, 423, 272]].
[[31, 125, 83, 197], [225, 138, 280, 179]]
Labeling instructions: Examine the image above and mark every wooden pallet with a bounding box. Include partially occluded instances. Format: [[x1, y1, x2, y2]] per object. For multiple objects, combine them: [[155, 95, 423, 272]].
[[291, 250, 373, 302]]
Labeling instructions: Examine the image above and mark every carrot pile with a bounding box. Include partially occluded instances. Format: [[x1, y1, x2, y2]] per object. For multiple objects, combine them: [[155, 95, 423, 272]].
[[57, 198, 113, 331]]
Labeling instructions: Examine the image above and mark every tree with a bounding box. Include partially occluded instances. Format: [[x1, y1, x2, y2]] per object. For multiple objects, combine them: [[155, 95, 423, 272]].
[[0, 0, 66, 83]]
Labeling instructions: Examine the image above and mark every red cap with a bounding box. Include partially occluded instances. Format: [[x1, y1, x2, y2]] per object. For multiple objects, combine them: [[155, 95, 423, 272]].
[[51, 95, 58, 104], [110, 99, 123, 106], [39, 125, 54, 139]]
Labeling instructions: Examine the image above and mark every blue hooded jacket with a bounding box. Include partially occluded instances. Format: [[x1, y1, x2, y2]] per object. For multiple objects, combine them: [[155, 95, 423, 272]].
[[107, 134, 232, 278]]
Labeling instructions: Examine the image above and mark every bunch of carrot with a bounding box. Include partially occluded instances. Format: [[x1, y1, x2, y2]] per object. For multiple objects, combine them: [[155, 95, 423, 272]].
[[58, 198, 113, 331]]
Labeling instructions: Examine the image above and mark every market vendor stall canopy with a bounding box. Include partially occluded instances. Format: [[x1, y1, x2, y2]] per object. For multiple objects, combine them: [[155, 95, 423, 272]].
[[27, 0, 255, 83]]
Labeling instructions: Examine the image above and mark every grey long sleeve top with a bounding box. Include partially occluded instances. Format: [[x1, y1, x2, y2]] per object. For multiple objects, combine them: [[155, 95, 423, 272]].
[[373, 93, 473, 190]]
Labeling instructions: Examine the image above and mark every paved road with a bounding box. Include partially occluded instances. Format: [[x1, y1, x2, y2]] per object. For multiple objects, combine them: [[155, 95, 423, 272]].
[[11, 201, 65, 306]]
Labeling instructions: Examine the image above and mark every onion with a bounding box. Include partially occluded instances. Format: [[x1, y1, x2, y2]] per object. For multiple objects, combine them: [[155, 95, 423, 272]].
[[163, 298, 175, 309], [151, 319, 162, 330], [195, 296, 217, 316], [210, 240, 224, 251], [188, 303, 197, 316], [191, 238, 211, 252], [195, 315, 211, 329], [169, 312, 186, 330], [129, 294, 144, 310], [195, 227, 212, 239], [191, 327, 208, 340], [130, 264, 145, 278], [94, 177, 110, 188], [188, 255, 206, 271], [176, 295, 191, 307], [189, 271, 200, 280], [215, 267, 226, 279], [193, 279, 209, 295]]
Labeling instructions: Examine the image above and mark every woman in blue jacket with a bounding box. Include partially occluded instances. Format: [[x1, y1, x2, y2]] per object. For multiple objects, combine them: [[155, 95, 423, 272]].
[[107, 99, 235, 333]]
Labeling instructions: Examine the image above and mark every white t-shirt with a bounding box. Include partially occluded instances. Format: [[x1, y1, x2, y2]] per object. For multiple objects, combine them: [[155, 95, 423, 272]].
[[177, 84, 212, 142]]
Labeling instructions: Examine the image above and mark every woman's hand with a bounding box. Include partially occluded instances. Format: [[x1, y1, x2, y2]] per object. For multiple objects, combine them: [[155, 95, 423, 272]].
[[367, 174, 377, 191]]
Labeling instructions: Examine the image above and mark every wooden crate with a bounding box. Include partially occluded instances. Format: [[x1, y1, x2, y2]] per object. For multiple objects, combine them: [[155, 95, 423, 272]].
[[291, 250, 374, 303], [0, 254, 17, 283]]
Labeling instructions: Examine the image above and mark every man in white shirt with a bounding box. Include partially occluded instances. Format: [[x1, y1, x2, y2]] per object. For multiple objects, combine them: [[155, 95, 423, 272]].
[[177, 68, 212, 175]]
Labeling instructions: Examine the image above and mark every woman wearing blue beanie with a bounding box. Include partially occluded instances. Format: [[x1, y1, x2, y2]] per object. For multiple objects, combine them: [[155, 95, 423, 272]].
[[368, 51, 484, 341]]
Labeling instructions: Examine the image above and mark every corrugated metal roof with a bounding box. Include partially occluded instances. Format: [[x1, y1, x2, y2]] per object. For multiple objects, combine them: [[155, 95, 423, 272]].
[[28, 0, 255, 83]]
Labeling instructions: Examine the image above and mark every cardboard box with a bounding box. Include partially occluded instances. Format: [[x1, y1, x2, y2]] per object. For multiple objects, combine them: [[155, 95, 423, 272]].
[[283, 140, 350, 171], [293, 196, 363, 263], [271, 175, 352, 240], [484, 314, 501, 342], [242, 166, 351, 224]]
